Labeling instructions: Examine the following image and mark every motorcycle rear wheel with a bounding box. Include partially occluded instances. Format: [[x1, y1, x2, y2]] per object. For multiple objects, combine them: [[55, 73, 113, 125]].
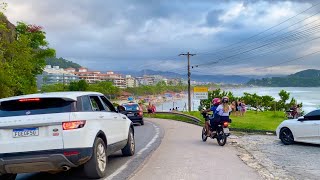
[[216, 128, 227, 146], [202, 127, 208, 142]]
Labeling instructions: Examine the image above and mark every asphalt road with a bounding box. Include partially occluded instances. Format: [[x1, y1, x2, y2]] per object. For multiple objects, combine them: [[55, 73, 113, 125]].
[[131, 118, 261, 180], [17, 120, 164, 180]]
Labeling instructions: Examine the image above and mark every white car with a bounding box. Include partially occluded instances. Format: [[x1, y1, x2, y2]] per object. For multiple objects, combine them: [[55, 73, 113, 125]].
[[276, 109, 320, 145], [0, 92, 135, 180]]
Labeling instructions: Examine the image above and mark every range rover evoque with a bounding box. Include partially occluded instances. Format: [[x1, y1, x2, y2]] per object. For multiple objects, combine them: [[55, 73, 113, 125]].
[[0, 91, 135, 179]]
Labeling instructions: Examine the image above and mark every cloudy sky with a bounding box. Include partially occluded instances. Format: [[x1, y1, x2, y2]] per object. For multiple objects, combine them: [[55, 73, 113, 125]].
[[4, 0, 320, 75]]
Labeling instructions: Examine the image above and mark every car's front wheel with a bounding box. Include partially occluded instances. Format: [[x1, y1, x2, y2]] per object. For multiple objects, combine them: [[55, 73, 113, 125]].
[[122, 128, 135, 156], [83, 137, 107, 179], [280, 128, 294, 145], [0, 174, 17, 180]]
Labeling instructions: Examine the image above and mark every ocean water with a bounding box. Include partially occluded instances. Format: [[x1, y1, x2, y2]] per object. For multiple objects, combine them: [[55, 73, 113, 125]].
[[156, 87, 320, 113]]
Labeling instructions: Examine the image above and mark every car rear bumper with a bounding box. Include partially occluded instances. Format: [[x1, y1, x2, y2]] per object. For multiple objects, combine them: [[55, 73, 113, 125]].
[[0, 148, 92, 174], [128, 116, 143, 122]]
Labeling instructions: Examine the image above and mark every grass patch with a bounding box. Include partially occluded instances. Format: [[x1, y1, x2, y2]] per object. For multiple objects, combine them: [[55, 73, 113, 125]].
[[184, 111, 285, 132]]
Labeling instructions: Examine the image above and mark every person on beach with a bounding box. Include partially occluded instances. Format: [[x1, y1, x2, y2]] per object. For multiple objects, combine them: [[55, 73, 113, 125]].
[[152, 104, 156, 114], [147, 102, 153, 114]]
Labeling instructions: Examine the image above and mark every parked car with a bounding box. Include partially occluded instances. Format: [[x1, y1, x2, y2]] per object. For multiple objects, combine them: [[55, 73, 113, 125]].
[[0, 92, 135, 180], [276, 109, 320, 145], [119, 103, 144, 125]]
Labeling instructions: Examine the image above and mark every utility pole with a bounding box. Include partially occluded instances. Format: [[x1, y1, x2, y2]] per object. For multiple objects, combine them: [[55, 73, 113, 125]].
[[179, 52, 196, 112], [63, 73, 65, 90]]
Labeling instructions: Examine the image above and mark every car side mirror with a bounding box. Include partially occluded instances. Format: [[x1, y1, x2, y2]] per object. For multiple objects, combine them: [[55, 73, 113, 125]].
[[117, 105, 125, 113], [298, 117, 305, 121]]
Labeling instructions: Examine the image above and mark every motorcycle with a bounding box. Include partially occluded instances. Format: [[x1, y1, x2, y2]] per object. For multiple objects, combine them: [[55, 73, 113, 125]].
[[201, 111, 231, 146]]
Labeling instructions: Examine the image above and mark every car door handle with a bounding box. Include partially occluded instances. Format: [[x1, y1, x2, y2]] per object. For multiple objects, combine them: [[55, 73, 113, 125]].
[[99, 116, 104, 118], [113, 116, 118, 119]]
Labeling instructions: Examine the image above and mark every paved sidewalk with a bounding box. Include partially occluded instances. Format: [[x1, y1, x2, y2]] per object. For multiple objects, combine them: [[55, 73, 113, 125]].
[[130, 119, 262, 180]]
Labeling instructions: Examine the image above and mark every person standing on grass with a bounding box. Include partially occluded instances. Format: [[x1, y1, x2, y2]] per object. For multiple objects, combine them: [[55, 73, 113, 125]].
[[231, 101, 236, 115], [241, 100, 246, 116], [235, 100, 240, 116]]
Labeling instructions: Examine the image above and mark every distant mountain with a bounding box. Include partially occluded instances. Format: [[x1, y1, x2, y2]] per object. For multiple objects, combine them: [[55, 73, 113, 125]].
[[46, 57, 81, 69], [118, 69, 253, 84], [247, 69, 320, 87]]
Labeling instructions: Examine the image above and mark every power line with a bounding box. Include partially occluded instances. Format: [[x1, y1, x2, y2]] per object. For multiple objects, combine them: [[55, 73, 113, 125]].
[[255, 49, 320, 72], [196, 1, 320, 56], [195, 19, 320, 67], [197, 35, 320, 71]]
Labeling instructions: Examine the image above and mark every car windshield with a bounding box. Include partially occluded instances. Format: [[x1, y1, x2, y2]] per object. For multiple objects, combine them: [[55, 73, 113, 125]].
[[0, 98, 74, 117], [123, 104, 140, 111]]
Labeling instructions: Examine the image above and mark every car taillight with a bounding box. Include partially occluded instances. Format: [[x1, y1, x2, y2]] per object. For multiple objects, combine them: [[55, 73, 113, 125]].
[[19, 98, 40, 102], [63, 151, 80, 156], [223, 122, 229, 128], [62, 121, 86, 130], [138, 111, 143, 116]]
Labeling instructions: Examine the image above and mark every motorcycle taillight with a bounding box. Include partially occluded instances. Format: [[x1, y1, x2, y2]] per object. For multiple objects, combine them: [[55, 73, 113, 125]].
[[223, 122, 229, 128]]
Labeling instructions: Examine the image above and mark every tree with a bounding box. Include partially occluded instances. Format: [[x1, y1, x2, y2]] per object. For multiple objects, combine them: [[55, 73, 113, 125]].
[[41, 83, 65, 92], [69, 80, 89, 91], [0, 6, 55, 98], [15, 22, 55, 76]]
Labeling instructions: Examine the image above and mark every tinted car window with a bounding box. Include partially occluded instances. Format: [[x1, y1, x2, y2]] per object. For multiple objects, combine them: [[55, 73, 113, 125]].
[[81, 96, 92, 111], [123, 104, 140, 111], [0, 98, 73, 117], [100, 96, 116, 112], [304, 110, 320, 120], [89, 96, 105, 111]]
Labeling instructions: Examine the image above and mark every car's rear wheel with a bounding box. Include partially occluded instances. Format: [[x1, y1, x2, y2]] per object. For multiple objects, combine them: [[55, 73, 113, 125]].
[[140, 119, 144, 125], [280, 128, 294, 145], [0, 174, 17, 180], [122, 128, 135, 156], [83, 138, 107, 179]]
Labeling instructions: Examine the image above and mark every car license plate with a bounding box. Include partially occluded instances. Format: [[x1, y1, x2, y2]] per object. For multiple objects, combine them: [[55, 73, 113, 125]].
[[127, 114, 134, 117], [223, 128, 230, 134], [13, 128, 39, 138]]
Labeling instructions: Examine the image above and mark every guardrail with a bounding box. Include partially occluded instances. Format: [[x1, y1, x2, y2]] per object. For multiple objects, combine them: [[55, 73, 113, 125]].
[[145, 111, 201, 124]]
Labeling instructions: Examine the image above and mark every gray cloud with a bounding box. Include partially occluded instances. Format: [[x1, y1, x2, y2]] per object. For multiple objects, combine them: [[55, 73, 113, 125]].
[[4, 0, 320, 75]]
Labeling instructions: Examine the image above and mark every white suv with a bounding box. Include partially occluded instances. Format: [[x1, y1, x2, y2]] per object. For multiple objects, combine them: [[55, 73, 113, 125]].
[[0, 92, 135, 179]]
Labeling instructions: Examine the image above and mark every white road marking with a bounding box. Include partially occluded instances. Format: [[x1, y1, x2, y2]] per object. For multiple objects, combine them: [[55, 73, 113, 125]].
[[105, 121, 160, 180]]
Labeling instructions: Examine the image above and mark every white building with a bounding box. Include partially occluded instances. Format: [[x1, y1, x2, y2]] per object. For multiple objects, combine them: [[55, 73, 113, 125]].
[[125, 75, 139, 88], [37, 65, 79, 89]]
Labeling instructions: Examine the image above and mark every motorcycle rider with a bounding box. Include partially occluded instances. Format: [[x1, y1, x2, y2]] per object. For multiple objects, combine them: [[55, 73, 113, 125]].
[[215, 96, 232, 123], [202, 98, 221, 136]]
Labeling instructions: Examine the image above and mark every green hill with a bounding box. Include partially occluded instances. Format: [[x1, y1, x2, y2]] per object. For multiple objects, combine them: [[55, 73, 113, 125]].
[[46, 57, 81, 69], [247, 69, 320, 87]]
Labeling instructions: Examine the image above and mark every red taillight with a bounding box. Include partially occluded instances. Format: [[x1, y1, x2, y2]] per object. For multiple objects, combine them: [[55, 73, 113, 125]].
[[19, 98, 40, 102], [223, 122, 229, 128], [138, 111, 143, 116], [62, 121, 86, 130], [63, 151, 80, 156]]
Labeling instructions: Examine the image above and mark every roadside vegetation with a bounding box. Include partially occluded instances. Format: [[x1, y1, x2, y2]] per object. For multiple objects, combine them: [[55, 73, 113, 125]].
[[0, 3, 55, 98], [200, 88, 302, 112], [154, 111, 285, 132]]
